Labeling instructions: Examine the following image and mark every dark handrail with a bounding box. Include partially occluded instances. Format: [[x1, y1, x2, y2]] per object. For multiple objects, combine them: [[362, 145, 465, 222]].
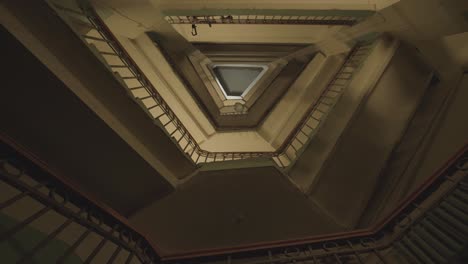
[[0, 132, 162, 263], [1, 131, 466, 262], [15, 1, 467, 262], [161, 142, 468, 261]]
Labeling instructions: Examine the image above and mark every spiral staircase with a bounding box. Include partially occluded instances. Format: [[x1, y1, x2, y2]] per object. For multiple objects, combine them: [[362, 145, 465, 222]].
[[1, 0, 468, 263]]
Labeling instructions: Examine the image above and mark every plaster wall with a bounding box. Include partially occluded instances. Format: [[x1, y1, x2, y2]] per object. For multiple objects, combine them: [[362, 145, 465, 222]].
[[130, 167, 344, 254], [309, 43, 433, 228], [289, 36, 399, 191]]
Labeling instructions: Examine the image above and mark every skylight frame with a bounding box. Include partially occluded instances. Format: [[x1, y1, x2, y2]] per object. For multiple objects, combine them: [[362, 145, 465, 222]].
[[211, 64, 269, 100]]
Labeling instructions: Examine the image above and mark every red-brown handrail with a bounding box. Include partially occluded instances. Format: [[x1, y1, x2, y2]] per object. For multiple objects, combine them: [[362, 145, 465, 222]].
[[0, 132, 164, 257], [20, 1, 467, 261], [1, 132, 466, 261], [161, 142, 468, 260]]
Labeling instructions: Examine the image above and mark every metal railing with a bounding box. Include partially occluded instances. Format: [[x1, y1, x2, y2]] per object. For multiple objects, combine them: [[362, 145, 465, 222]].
[[164, 14, 365, 27], [0, 135, 160, 264], [151, 144, 468, 263], [1, 133, 467, 263], [47, 1, 374, 168]]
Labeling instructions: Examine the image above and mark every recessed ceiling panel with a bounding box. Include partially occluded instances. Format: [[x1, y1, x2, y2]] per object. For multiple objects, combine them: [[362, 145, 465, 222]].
[[213, 65, 267, 98]]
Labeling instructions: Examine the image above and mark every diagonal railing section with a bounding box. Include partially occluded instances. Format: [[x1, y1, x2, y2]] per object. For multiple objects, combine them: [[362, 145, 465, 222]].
[[1, 134, 467, 263], [0, 135, 161, 264], [156, 145, 468, 263], [47, 0, 374, 168], [272, 42, 374, 168]]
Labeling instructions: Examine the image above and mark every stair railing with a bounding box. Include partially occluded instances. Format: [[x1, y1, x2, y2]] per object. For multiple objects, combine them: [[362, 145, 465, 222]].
[[0, 134, 161, 263], [1, 131, 467, 263], [46, 0, 374, 168], [158, 144, 468, 263]]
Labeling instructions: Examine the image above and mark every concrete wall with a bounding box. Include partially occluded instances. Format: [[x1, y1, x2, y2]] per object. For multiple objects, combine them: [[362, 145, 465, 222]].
[[357, 72, 467, 227], [441, 32, 468, 69], [130, 167, 344, 254], [289, 36, 399, 191], [407, 73, 468, 191], [0, 25, 177, 216], [0, 0, 196, 187], [120, 34, 215, 142], [308, 43, 433, 228], [259, 54, 343, 149]]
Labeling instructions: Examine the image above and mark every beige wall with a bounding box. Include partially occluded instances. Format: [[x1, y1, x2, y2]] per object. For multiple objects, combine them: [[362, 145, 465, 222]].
[[130, 167, 344, 254], [308, 44, 433, 228], [173, 24, 346, 44], [289, 36, 399, 191], [259, 54, 342, 148], [160, 0, 378, 10], [0, 1, 196, 187], [441, 32, 468, 69], [408, 74, 468, 193]]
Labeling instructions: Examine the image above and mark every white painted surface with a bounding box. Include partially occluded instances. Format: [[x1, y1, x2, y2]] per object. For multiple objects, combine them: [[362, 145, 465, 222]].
[[200, 131, 275, 152], [441, 32, 468, 69], [172, 24, 345, 44], [122, 34, 216, 141], [290, 37, 400, 192], [159, 0, 376, 10], [258, 54, 343, 148]]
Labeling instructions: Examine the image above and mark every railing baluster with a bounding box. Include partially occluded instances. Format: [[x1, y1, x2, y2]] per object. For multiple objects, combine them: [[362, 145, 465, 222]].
[[83, 35, 109, 42], [84, 236, 109, 263], [413, 225, 453, 258], [346, 241, 364, 264], [434, 208, 468, 235], [401, 237, 432, 264], [421, 218, 461, 251], [395, 242, 420, 263], [125, 252, 135, 264], [0, 182, 43, 210], [17, 215, 76, 263], [440, 202, 468, 229], [409, 230, 446, 263], [100, 51, 119, 56], [106, 246, 122, 264], [57, 229, 91, 264], [373, 249, 389, 264], [0, 206, 51, 242]]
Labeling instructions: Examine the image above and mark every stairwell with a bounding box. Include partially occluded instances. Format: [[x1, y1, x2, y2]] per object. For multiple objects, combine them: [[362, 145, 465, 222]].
[[0, 0, 467, 262]]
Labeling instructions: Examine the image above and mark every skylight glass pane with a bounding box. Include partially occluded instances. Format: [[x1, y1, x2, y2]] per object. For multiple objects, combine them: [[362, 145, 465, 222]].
[[213, 66, 264, 97]]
